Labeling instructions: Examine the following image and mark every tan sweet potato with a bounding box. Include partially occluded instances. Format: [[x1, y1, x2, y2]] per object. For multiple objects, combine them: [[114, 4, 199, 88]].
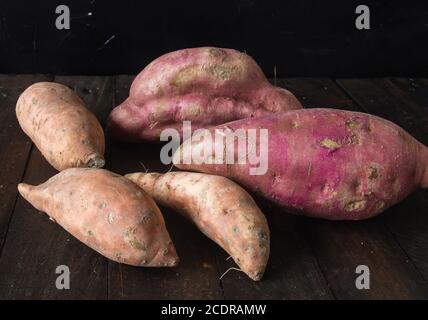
[[18, 168, 178, 267], [16, 82, 105, 171], [108, 47, 302, 142], [173, 108, 428, 220], [126, 171, 270, 281]]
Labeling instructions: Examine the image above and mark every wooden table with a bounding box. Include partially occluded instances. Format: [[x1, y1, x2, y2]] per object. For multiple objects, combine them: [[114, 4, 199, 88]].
[[0, 75, 427, 300]]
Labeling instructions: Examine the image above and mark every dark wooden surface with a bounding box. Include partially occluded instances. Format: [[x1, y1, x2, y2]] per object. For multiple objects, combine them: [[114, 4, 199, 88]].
[[0, 75, 427, 299]]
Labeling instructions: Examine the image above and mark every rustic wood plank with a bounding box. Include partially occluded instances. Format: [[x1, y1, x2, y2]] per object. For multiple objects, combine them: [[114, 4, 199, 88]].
[[274, 78, 428, 299], [337, 78, 428, 283], [107, 75, 224, 299], [0, 76, 114, 299], [336, 79, 427, 142], [385, 78, 428, 117], [277, 78, 361, 111], [0, 74, 52, 252]]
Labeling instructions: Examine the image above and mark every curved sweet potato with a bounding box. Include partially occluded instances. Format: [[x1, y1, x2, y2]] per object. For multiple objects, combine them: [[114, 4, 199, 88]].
[[18, 168, 179, 267], [108, 47, 302, 142], [173, 108, 428, 220], [16, 82, 105, 171], [126, 171, 270, 281]]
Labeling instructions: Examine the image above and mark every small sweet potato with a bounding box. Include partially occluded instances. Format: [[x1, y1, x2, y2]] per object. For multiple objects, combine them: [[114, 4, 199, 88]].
[[108, 47, 302, 142], [16, 82, 105, 171], [173, 108, 428, 220], [18, 168, 178, 267], [126, 171, 270, 281]]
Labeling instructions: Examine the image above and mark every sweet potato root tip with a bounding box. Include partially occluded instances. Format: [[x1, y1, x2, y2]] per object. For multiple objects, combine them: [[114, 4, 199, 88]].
[[86, 154, 105, 168], [17, 183, 33, 199], [145, 245, 180, 267], [250, 271, 263, 282]]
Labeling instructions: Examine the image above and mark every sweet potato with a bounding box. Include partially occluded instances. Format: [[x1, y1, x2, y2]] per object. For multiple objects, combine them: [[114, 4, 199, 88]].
[[108, 47, 302, 142], [126, 171, 270, 281], [16, 82, 105, 171], [18, 168, 178, 267], [173, 108, 428, 220]]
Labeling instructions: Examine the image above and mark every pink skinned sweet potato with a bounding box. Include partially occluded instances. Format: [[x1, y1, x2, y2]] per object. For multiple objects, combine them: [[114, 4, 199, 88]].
[[16, 82, 105, 171], [18, 168, 179, 267], [173, 108, 428, 220], [108, 47, 302, 142], [126, 171, 270, 281]]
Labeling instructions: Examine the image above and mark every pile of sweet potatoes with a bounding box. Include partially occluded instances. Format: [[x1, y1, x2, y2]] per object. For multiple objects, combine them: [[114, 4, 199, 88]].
[[15, 47, 428, 281]]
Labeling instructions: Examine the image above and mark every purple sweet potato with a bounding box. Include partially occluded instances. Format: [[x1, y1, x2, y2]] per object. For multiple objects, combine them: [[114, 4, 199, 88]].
[[126, 171, 270, 281], [108, 47, 302, 142], [18, 168, 178, 267], [16, 82, 105, 171], [173, 108, 428, 220]]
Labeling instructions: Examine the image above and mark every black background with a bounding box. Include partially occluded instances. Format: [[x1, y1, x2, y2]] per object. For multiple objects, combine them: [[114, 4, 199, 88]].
[[0, 0, 427, 77]]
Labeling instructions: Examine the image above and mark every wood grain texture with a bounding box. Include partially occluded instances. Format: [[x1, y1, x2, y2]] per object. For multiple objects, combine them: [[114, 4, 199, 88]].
[[0, 74, 52, 252], [386, 78, 428, 133], [0, 76, 113, 299]]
